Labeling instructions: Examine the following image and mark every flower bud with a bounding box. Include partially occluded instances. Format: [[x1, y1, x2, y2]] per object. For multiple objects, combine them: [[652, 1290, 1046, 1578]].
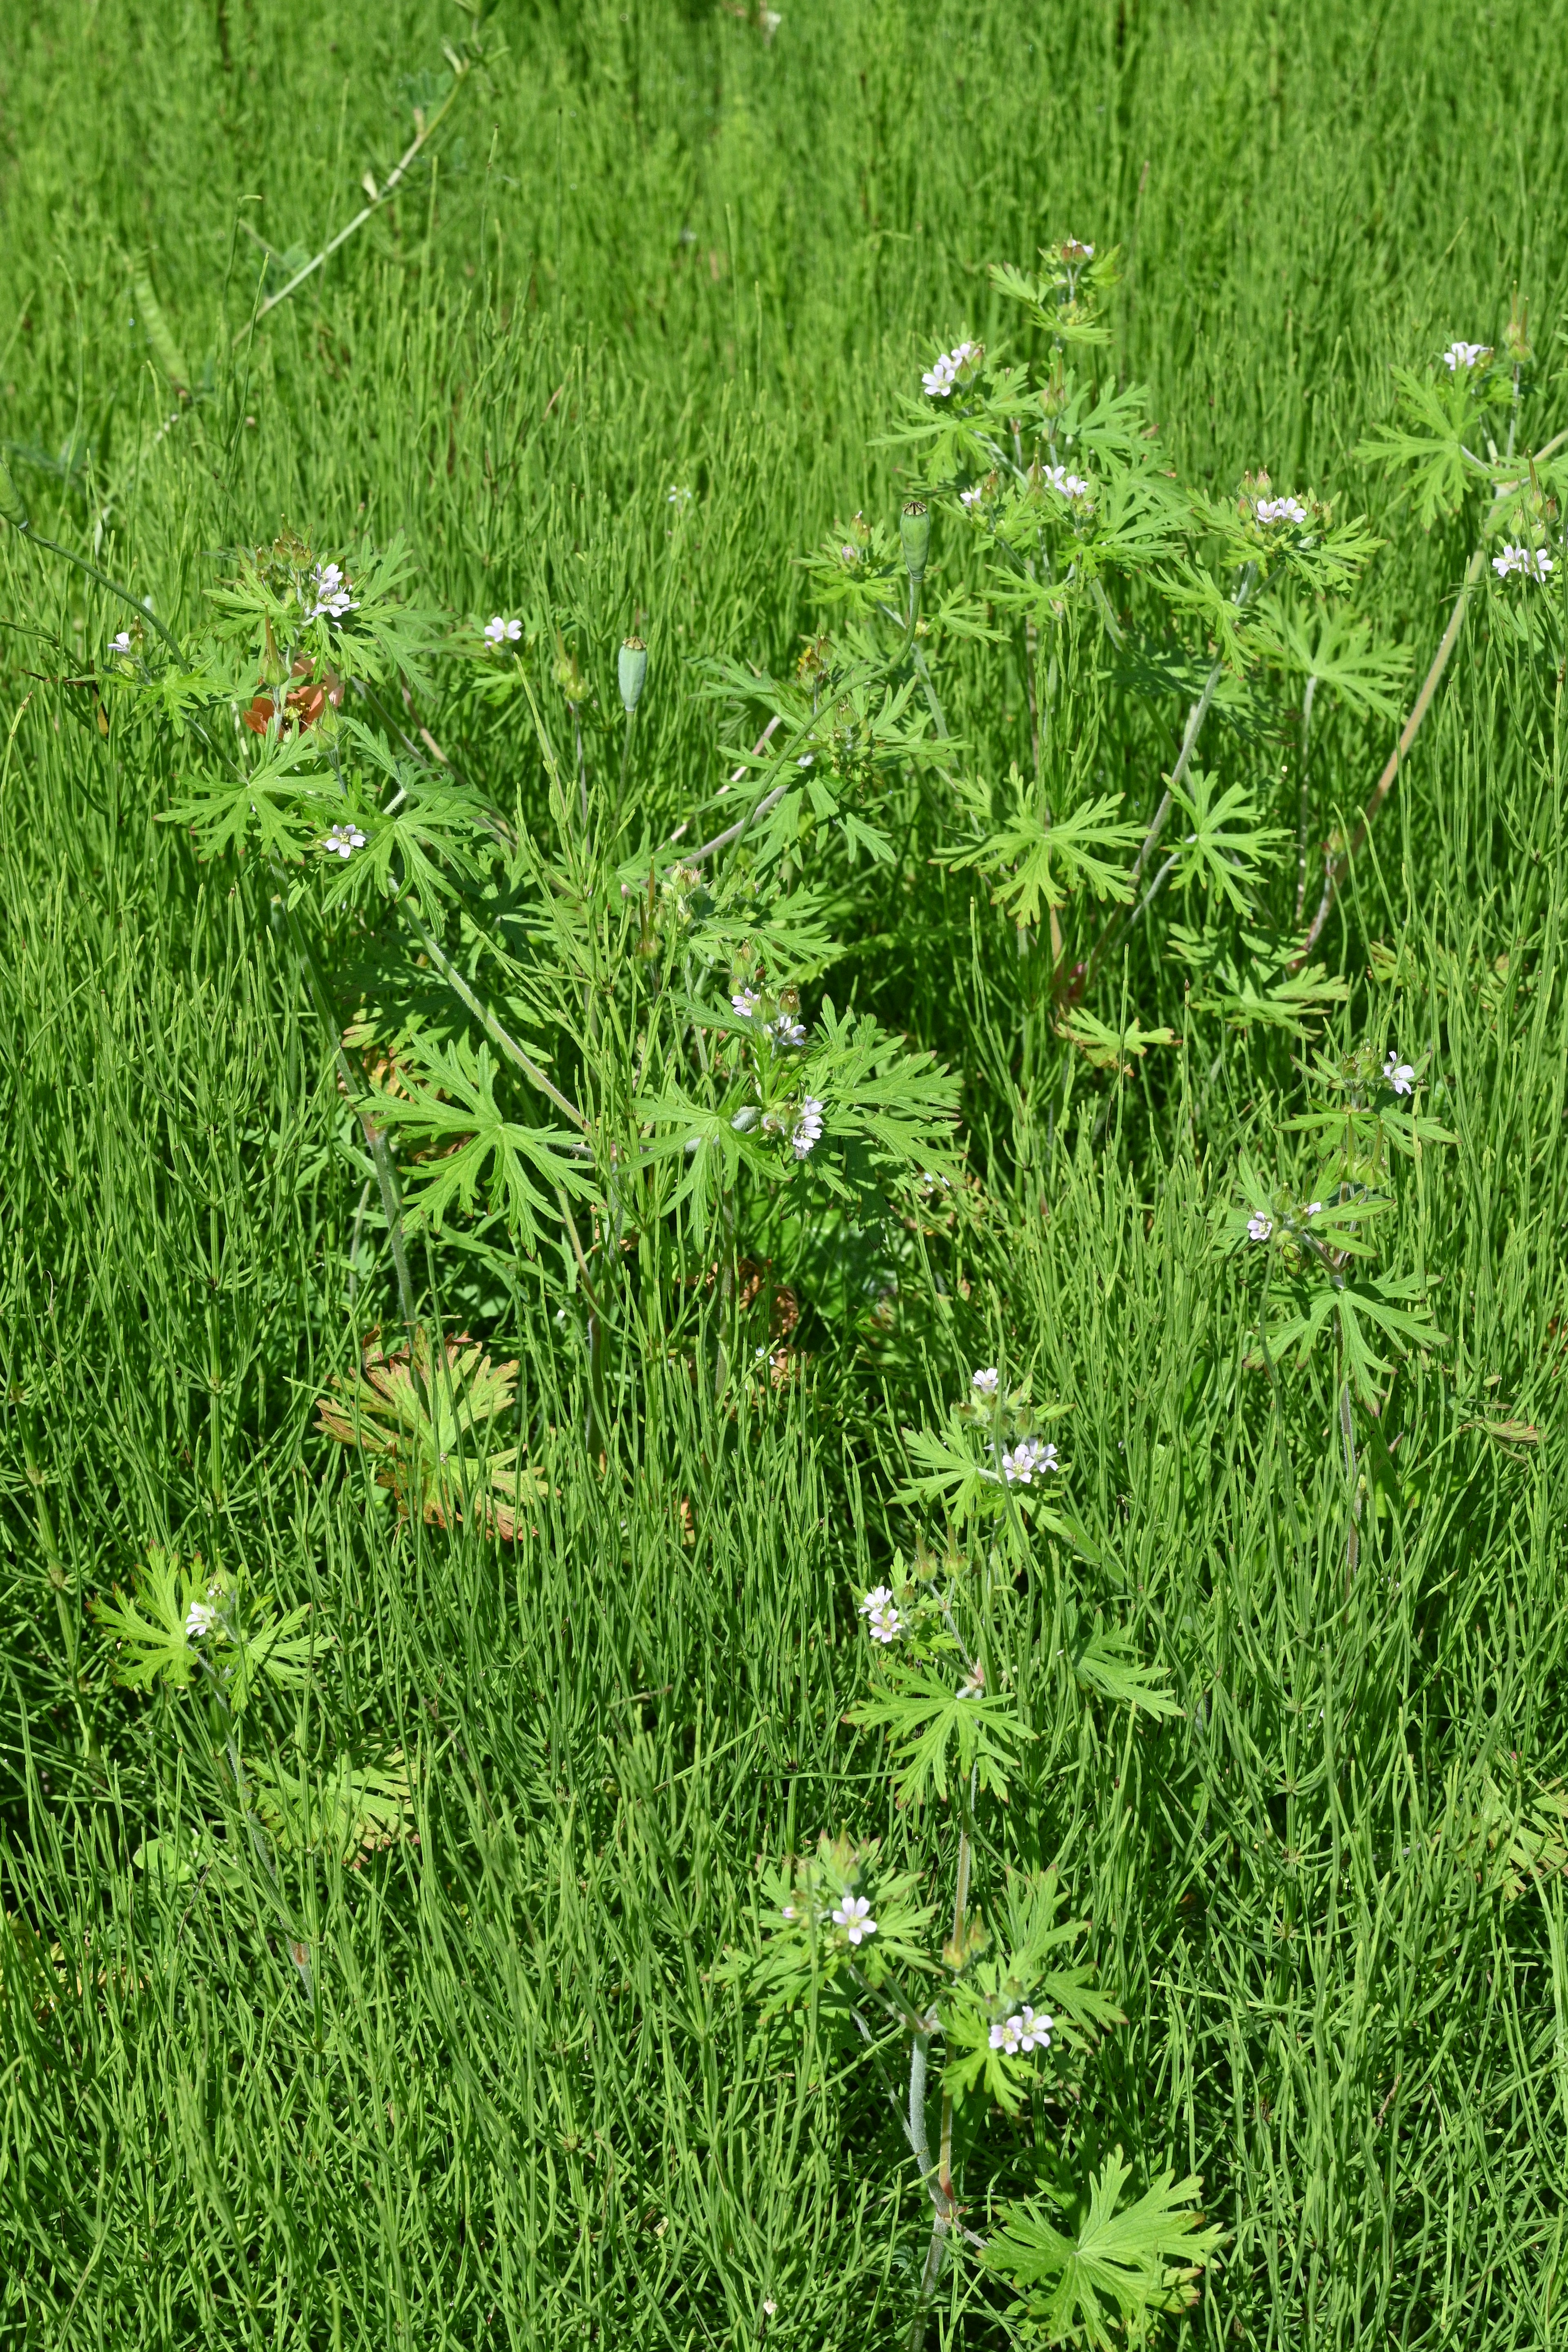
[[899, 500, 931, 583], [1505, 293, 1533, 368], [618, 635, 648, 715], [0, 448, 29, 532]]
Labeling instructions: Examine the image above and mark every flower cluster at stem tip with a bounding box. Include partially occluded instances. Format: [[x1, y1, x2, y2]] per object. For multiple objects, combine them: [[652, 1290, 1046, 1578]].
[[322, 824, 366, 860], [1494, 544, 1554, 583], [989, 2005, 1053, 2054], [859, 1585, 904, 1645], [304, 561, 354, 623], [922, 339, 981, 398], [1442, 340, 1491, 372]]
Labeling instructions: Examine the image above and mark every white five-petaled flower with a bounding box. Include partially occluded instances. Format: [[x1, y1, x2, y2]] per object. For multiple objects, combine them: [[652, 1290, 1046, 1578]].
[[922, 339, 980, 398], [667, 485, 692, 505], [989, 2014, 1022, 2054], [971, 1366, 1000, 1394], [859, 1585, 904, 1644], [484, 614, 523, 646], [731, 989, 762, 1018], [1015, 2005, 1052, 2051], [767, 1012, 808, 1048], [1494, 542, 1553, 581], [1383, 1049, 1415, 1095], [793, 1097, 824, 1158], [323, 824, 367, 860], [184, 1600, 217, 1641], [831, 1894, 877, 1945], [1001, 1437, 1058, 1486], [1042, 464, 1091, 499], [304, 561, 355, 623], [960, 483, 985, 508], [1442, 341, 1490, 372], [110, 629, 133, 653], [1305, 1201, 1323, 1217], [1255, 494, 1308, 527], [763, 2301, 777, 2320], [780, 1904, 796, 1921], [1247, 1213, 1273, 1243]]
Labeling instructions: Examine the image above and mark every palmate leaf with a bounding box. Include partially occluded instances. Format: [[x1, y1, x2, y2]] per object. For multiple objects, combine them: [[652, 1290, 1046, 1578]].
[[246, 1750, 416, 1865], [846, 1664, 1031, 1804], [317, 1325, 546, 1539], [91, 1550, 318, 1709], [988, 2151, 1224, 2350], [1169, 770, 1287, 913], [940, 791, 1142, 922], [1178, 928, 1352, 1035], [165, 724, 341, 862], [1056, 1010, 1178, 1076], [1264, 1273, 1443, 1407], [1069, 1621, 1179, 1718], [1257, 600, 1410, 720], [1354, 367, 1495, 527], [368, 1036, 595, 1246]]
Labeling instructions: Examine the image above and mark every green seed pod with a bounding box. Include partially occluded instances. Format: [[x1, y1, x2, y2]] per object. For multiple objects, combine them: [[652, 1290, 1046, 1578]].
[[131, 269, 192, 393], [618, 635, 648, 715], [0, 447, 29, 532], [899, 500, 931, 584]]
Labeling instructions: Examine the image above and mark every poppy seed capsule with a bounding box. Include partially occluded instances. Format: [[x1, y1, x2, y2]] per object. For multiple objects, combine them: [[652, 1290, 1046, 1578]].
[[0, 449, 29, 532], [899, 501, 931, 584], [618, 635, 648, 715]]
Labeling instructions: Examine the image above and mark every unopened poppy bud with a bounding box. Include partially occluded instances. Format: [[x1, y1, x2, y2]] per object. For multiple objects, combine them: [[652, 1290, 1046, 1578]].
[[0, 448, 29, 531], [899, 500, 931, 583], [618, 635, 648, 715]]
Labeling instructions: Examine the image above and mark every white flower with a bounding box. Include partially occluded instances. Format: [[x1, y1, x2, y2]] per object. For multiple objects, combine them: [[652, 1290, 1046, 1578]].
[[860, 1586, 905, 1644], [667, 485, 692, 505], [922, 339, 979, 398], [960, 1660, 985, 1697], [780, 1904, 796, 1921], [322, 824, 367, 860], [1255, 495, 1308, 527], [304, 561, 356, 623], [841, 542, 860, 563], [484, 614, 523, 646], [797, 752, 815, 766], [110, 629, 133, 653], [960, 483, 985, 508], [971, 1366, 1000, 1393], [1000, 1437, 1058, 1486], [731, 989, 762, 1018], [989, 2014, 1023, 2054], [767, 1012, 808, 1048], [1247, 1213, 1273, 1243], [1042, 464, 1091, 499], [831, 1894, 877, 1945], [1442, 341, 1490, 372], [763, 2301, 777, 2319], [792, 1097, 824, 1158], [184, 1601, 217, 1640], [1016, 2005, 1053, 2051], [1305, 1201, 1323, 1217], [1383, 1050, 1415, 1095], [1494, 542, 1553, 581]]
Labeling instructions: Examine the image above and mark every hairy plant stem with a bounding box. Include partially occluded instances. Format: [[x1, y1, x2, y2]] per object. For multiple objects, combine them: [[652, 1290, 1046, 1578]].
[[1294, 671, 1319, 926], [280, 893, 417, 1337], [1296, 424, 1568, 962], [1066, 564, 1256, 1007], [908, 1773, 977, 2352]]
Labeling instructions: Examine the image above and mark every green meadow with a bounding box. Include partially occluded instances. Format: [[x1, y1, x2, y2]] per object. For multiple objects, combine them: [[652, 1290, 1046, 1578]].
[[4, 2, 1568, 2344]]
